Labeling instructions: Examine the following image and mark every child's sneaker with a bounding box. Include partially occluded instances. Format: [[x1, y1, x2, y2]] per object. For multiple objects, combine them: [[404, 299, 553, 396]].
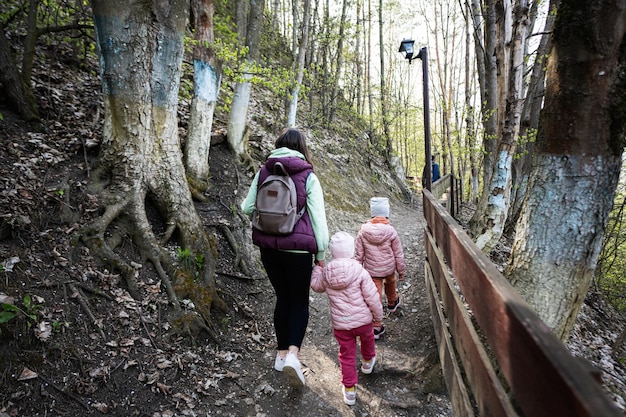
[[388, 297, 401, 313], [283, 352, 305, 387], [274, 352, 285, 371], [374, 325, 385, 340], [361, 356, 376, 374], [342, 385, 356, 405]]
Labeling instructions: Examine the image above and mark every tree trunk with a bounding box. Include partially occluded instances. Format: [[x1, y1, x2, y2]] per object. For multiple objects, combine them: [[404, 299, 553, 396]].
[[355, 0, 363, 116], [184, 0, 221, 192], [468, 0, 499, 233], [21, 0, 39, 84], [506, 0, 557, 234], [320, 0, 330, 123], [327, 0, 348, 124], [287, 0, 311, 127], [88, 0, 226, 337], [464, 0, 479, 202], [379, 0, 391, 163], [471, 0, 530, 253], [227, 0, 264, 157], [0, 26, 39, 123], [505, 0, 626, 341], [366, 0, 374, 137]]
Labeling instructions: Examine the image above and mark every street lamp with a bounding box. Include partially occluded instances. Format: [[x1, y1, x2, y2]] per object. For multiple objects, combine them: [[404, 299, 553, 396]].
[[399, 39, 432, 192], [398, 39, 416, 63]]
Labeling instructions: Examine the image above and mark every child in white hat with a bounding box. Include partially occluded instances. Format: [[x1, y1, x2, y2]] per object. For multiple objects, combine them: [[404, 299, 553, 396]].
[[311, 231, 383, 405], [355, 197, 406, 339]]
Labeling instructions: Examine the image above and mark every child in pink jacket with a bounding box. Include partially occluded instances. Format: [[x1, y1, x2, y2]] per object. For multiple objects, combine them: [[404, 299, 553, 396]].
[[311, 231, 383, 406], [355, 197, 406, 339]]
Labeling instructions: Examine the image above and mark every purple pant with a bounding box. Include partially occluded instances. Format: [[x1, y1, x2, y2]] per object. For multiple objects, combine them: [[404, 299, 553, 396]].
[[333, 323, 376, 388]]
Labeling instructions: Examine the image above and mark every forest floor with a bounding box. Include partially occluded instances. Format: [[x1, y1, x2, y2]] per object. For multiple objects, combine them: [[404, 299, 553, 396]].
[[1, 45, 625, 417], [0, 42, 455, 415], [0, 112, 453, 416]]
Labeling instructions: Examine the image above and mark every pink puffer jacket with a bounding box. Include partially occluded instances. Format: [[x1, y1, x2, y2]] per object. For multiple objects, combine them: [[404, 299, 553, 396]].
[[311, 259, 383, 331], [355, 217, 407, 278]]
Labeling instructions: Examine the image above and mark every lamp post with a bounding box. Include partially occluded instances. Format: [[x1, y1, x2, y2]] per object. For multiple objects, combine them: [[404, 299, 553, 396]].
[[399, 39, 432, 192]]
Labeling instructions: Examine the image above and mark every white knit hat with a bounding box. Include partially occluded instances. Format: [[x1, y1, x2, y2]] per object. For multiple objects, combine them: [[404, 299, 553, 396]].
[[370, 197, 390, 218], [330, 231, 355, 259]]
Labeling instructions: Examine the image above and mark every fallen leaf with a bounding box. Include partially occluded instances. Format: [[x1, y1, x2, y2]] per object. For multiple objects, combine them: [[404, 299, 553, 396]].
[[34, 321, 52, 342], [1, 257, 20, 272], [92, 402, 109, 413], [156, 382, 171, 395], [0, 293, 15, 304], [18, 367, 38, 381]]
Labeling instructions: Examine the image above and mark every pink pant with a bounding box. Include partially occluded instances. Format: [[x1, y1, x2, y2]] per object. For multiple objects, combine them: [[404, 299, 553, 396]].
[[372, 273, 398, 328], [333, 323, 376, 388]]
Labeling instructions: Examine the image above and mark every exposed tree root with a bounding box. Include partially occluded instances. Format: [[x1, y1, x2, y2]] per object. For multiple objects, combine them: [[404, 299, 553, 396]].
[[218, 224, 252, 276], [80, 187, 227, 340], [218, 288, 255, 320], [68, 283, 105, 340], [37, 374, 90, 411], [216, 271, 256, 281], [187, 175, 210, 202]]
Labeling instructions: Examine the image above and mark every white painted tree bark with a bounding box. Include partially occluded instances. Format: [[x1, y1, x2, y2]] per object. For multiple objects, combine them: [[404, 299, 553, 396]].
[[227, 0, 264, 157], [184, 0, 221, 189], [505, 0, 626, 341], [228, 78, 252, 156]]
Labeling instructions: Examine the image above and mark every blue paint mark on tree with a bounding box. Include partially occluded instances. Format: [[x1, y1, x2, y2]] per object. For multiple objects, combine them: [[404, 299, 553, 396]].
[[194, 60, 218, 102]]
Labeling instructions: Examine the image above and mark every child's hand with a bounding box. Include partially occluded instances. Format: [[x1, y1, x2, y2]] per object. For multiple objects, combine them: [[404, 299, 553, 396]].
[[398, 274, 405, 281], [315, 259, 325, 267]]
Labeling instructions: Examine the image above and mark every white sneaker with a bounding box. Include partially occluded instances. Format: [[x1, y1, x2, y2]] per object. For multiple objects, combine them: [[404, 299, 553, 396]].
[[361, 356, 376, 374], [274, 353, 285, 371], [283, 352, 305, 387], [342, 385, 356, 405]]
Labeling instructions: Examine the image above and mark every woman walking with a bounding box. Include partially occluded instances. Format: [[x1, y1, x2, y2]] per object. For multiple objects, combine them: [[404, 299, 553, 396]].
[[241, 128, 329, 388]]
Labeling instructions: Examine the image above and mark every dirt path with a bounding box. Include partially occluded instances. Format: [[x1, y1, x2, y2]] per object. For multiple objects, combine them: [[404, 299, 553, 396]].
[[244, 197, 454, 416], [0, 135, 453, 416]]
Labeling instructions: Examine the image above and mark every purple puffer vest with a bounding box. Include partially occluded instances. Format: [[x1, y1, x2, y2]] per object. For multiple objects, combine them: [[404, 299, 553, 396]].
[[252, 156, 318, 253]]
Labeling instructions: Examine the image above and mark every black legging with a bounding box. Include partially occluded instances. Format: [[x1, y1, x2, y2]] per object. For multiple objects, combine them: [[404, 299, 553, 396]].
[[260, 248, 313, 350]]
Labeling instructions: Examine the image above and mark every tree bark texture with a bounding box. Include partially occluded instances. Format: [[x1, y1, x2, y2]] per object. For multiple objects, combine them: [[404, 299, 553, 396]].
[[287, 0, 311, 127], [184, 0, 221, 189], [88, 0, 225, 335], [506, 0, 626, 341], [379, 0, 391, 163], [507, 0, 557, 234], [468, 0, 499, 232], [327, 0, 349, 124], [0, 28, 39, 123], [227, 0, 264, 157], [471, 0, 529, 253]]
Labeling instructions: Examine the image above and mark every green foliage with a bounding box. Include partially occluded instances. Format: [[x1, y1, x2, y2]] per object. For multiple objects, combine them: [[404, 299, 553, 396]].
[[221, 316, 229, 330], [0, 295, 40, 328], [181, 28, 297, 115], [195, 253, 205, 271], [2, 0, 96, 76], [176, 247, 191, 262], [513, 128, 538, 161], [176, 247, 204, 279], [597, 182, 626, 312]]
